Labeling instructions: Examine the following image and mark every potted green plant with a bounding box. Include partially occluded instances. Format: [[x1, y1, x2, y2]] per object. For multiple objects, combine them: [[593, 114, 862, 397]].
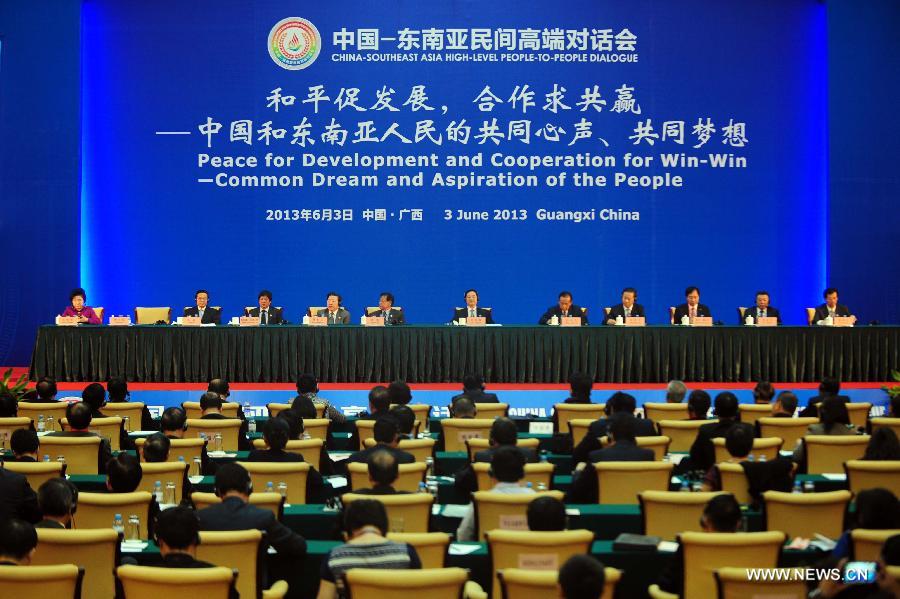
[[883, 369, 900, 402], [0, 367, 29, 400]]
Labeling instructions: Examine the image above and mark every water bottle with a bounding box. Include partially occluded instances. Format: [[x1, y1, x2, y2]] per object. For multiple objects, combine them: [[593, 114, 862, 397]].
[[113, 513, 124, 534], [248, 418, 256, 434], [124, 416, 130, 431], [680, 479, 690, 492], [757, 454, 767, 463], [177, 456, 185, 468], [193, 457, 202, 477], [526, 482, 533, 490], [153, 481, 163, 503], [747, 454, 755, 462], [418, 482, 428, 494], [37, 415, 45, 432], [43, 454, 51, 462], [127, 515, 141, 540], [691, 481, 703, 492], [214, 433, 223, 452], [803, 480, 815, 493], [537, 482, 547, 491], [792, 480, 802, 494], [47, 415, 55, 431], [277, 481, 287, 498], [57, 455, 66, 464], [427, 478, 438, 497], [266, 481, 274, 493], [425, 456, 434, 478], [539, 450, 549, 463], [165, 482, 176, 504]]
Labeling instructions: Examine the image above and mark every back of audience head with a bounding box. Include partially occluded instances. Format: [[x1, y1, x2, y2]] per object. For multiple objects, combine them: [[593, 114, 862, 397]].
[[451, 397, 476, 418], [818, 396, 851, 432], [666, 380, 687, 403], [569, 372, 593, 399], [368, 385, 391, 413], [37, 478, 78, 526], [11, 429, 39, 459], [605, 391, 637, 416], [489, 417, 518, 447], [462, 374, 485, 392], [367, 450, 399, 487], [373, 416, 400, 445], [752, 381, 776, 404], [864, 428, 900, 461], [107, 376, 129, 401], [489, 445, 526, 483], [160, 406, 187, 434], [207, 378, 230, 399], [687, 390, 711, 419], [607, 412, 638, 444], [106, 452, 142, 493], [702, 494, 742, 532], [276, 410, 303, 440], [819, 377, 841, 396], [296, 373, 318, 395], [214, 463, 252, 498], [724, 425, 753, 459], [343, 498, 388, 537], [0, 519, 37, 564], [527, 495, 567, 531], [390, 404, 416, 436], [155, 505, 201, 553], [81, 382, 106, 411], [774, 391, 798, 416], [713, 392, 739, 419], [263, 417, 290, 451], [36, 377, 58, 401], [142, 433, 171, 462], [387, 381, 412, 405], [0, 392, 17, 417], [559, 554, 606, 599], [199, 391, 223, 412], [291, 395, 318, 419], [853, 488, 900, 530], [66, 401, 93, 429]]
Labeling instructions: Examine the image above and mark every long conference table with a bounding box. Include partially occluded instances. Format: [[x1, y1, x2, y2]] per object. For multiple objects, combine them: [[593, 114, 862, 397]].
[[30, 324, 899, 383]]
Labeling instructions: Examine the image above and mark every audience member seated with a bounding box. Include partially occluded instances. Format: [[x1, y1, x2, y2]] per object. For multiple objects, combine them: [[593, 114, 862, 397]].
[[296, 373, 346, 423], [0, 519, 38, 565], [457, 446, 535, 541], [810, 533, 900, 599], [435, 397, 477, 452], [572, 392, 657, 466], [160, 406, 215, 476], [0, 392, 17, 417], [46, 402, 112, 474], [792, 396, 862, 471], [389, 404, 416, 440], [199, 391, 251, 451], [862, 428, 900, 461], [197, 463, 307, 558], [318, 499, 422, 599], [752, 381, 776, 405], [107, 453, 142, 493], [559, 554, 607, 599], [687, 390, 712, 420], [356, 385, 392, 420], [346, 416, 415, 466], [451, 374, 500, 404], [21, 377, 58, 403], [831, 488, 899, 560], [657, 494, 743, 596], [700, 425, 793, 503], [0, 462, 40, 524], [799, 377, 852, 418], [353, 450, 408, 495], [247, 418, 326, 502], [276, 410, 303, 440], [82, 381, 133, 450], [10, 429, 39, 462], [455, 417, 539, 495], [666, 380, 687, 404], [387, 381, 413, 406], [527, 495, 568, 531], [108, 376, 155, 431], [688, 392, 753, 473], [290, 395, 318, 420], [35, 478, 78, 529], [142, 432, 193, 500]]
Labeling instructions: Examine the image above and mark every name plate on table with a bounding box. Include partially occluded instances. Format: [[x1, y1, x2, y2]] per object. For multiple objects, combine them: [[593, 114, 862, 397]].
[[756, 316, 778, 327], [364, 316, 385, 327], [465, 316, 486, 327], [307, 316, 328, 327], [625, 316, 646, 326], [691, 316, 713, 327], [109, 316, 132, 326], [56, 316, 79, 326], [180, 316, 201, 326], [560, 316, 582, 327], [239, 316, 261, 327], [833, 316, 854, 327]]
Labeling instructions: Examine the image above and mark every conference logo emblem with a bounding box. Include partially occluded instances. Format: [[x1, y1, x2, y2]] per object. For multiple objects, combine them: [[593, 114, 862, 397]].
[[268, 17, 321, 70]]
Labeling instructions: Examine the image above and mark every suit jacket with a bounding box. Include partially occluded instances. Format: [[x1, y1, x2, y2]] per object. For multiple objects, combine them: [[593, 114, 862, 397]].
[[200, 413, 252, 451], [742, 306, 781, 325], [197, 496, 307, 557], [246, 306, 284, 325], [34, 519, 66, 529], [0, 469, 41, 524], [565, 441, 655, 503], [353, 484, 409, 496], [368, 308, 405, 325], [604, 303, 646, 324], [246, 449, 327, 503], [346, 444, 416, 466], [539, 305, 589, 325], [798, 394, 851, 418], [672, 303, 712, 323], [453, 307, 494, 324], [45, 430, 113, 474], [812, 303, 852, 324], [317, 308, 350, 324], [688, 420, 753, 472], [451, 390, 500, 404], [572, 417, 658, 466], [183, 306, 221, 325]]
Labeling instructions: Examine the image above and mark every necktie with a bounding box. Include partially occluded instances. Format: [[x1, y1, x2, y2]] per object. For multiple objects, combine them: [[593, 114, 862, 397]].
[[331, 312, 336, 323], [759, 309, 765, 318], [625, 307, 631, 318], [384, 311, 389, 324], [690, 306, 696, 318], [261, 310, 268, 325], [469, 309, 475, 318]]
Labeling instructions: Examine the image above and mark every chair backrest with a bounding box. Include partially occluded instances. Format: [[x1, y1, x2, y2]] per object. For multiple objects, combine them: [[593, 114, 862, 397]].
[[763, 490, 852, 539], [439, 419, 496, 452], [717, 462, 752, 504], [0, 417, 33, 446], [0, 564, 84, 598], [262, 580, 289, 599], [356, 419, 377, 450], [680, 531, 785, 599], [16, 402, 69, 431], [568, 419, 595, 447], [77, 491, 153, 539], [137, 461, 189, 503], [266, 403, 292, 418], [805, 307, 815, 325], [386, 532, 450, 569], [1, 461, 66, 489], [299, 418, 330, 441], [474, 403, 509, 419], [237, 461, 310, 504], [669, 306, 676, 325], [342, 492, 434, 533], [658, 419, 718, 452], [33, 528, 119, 599], [39, 436, 102, 475], [62, 416, 123, 450], [757, 417, 819, 451], [498, 567, 622, 599], [363, 438, 436, 462], [844, 460, 900, 495], [643, 403, 690, 422], [846, 402, 872, 429], [870, 417, 900, 438], [197, 530, 264, 599], [715, 566, 807, 599], [344, 567, 468, 599], [134, 307, 172, 325], [472, 463, 554, 492], [103, 403, 145, 432], [252, 438, 324, 467], [307, 306, 326, 316], [116, 564, 235, 599], [639, 490, 728, 540], [185, 418, 242, 451], [737, 404, 773, 426], [135, 437, 207, 466], [712, 437, 783, 464], [473, 490, 564, 541], [804, 435, 870, 474], [851, 528, 900, 561], [595, 462, 674, 504], [554, 404, 606, 434], [191, 492, 284, 520], [465, 438, 540, 461], [348, 461, 427, 492], [486, 529, 593, 598], [599, 435, 671, 461], [403, 404, 432, 428], [183, 402, 240, 420]]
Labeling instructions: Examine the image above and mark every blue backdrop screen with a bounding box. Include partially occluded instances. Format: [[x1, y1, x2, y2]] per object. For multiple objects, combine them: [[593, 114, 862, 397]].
[[80, 0, 827, 325]]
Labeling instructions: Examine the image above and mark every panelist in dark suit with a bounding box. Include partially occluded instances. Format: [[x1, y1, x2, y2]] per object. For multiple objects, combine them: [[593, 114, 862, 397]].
[[604, 287, 645, 324], [317, 291, 350, 324], [368, 292, 405, 325], [743, 290, 781, 324], [453, 288, 495, 323], [672, 286, 712, 323], [812, 287, 856, 325], [183, 289, 221, 324], [246, 289, 284, 324], [539, 291, 589, 325]]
